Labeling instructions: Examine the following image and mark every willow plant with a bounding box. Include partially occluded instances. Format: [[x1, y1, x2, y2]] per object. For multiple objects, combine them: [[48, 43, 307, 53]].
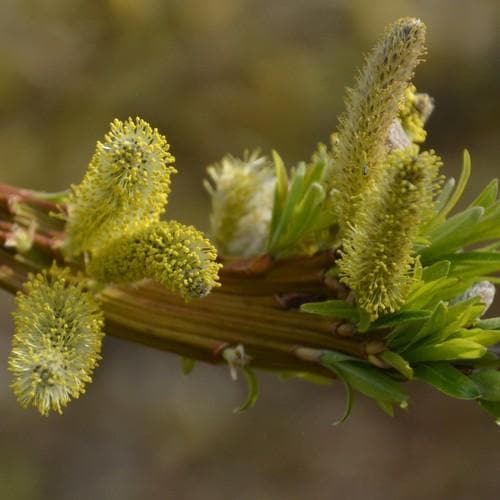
[[1, 17, 500, 421]]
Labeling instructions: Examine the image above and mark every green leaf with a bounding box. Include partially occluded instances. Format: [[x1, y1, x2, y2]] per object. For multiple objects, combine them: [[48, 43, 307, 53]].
[[463, 329, 500, 348], [405, 339, 486, 363], [279, 371, 332, 385], [439, 149, 471, 219], [376, 400, 395, 417], [414, 362, 482, 400], [422, 261, 450, 282], [478, 400, 500, 422], [476, 317, 500, 330], [421, 206, 484, 262], [268, 150, 289, 247], [181, 357, 196, 375], [282, 182, 325, 247], [372, 310, 431, 329], [470, 370, 500, 401], [379, 351, 414, 379], [404, 302, 448, 350], [405, 277, 459, 309], [332, 378, 354, 426], [433, 177, 456, 214], [321, 350, 360, 364], [233, 368, 259, 413], [321, 354, 408, 405], [469, 179, 498, 209], [301, 300, 359, 321], [446, 252, 500, 279]]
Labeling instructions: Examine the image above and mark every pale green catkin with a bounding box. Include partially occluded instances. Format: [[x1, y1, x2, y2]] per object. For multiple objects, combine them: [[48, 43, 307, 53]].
[[9, 265, 104, 416], [87, 220, 222, 300], [64, 117, 176, 256], [331, 18, 427, 230], [204, 151, 275, 257], [339, 147, 442, 319]]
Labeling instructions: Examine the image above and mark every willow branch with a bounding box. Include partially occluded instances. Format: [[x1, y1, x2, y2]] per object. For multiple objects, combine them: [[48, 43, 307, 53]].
[[0, 183, 372, 378]]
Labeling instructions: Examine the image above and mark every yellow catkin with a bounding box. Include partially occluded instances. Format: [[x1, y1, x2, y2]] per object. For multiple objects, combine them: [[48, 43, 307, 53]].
[[339, 147, 442, 319], [64, 117, 176, 256], [331, 18, 427, 230], [398, 84, 434, 144], [87, 220, 222, 300], [9, 265, 104, 416]]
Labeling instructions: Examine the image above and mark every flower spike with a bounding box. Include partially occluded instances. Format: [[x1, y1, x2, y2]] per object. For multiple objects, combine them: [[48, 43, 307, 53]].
[[9, 265, 105, 416], [331, 17, 427, 230], [64, 117, 176, 256], [339, 147, 443, 319], [204, 151, 275, 257], [88, 220, 222, 300]]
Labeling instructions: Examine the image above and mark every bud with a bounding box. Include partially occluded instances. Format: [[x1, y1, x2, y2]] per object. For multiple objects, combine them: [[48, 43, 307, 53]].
[[9, 266, 104, 415], [204, 151, 275, 257]]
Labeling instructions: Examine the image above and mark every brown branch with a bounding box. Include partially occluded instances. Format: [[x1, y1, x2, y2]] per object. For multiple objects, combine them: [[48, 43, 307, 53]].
[[0, 183, 372, 379]]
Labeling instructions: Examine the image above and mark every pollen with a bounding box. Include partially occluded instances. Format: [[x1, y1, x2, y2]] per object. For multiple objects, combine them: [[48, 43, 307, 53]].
[[9, 265, 105, 416]]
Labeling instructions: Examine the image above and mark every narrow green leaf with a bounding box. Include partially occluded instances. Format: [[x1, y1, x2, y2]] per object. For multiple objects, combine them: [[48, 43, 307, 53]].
[[405, 277, 459, 309], [470, 179, 498, 209], [279, 371, 332, 385], [421, 206, 484, 262], [414, 362, 482, 400], [181, 357, 196, 375], [470, 370, 500, 401], [268, 163, 306, 252], [282, 182, 325, 247], [301, 300, 359, 321], [405, 339, 486, 363], [321, 350, 361, 364], [233, 368, 259, 413], [476, 317, 500, 330], [379, 351, 414, 379], [376, 400, 395, 417], [434, 177, 456, 213], [478, 400, 500, 422], [439, 149, 471, 219], [268, 150, 288, 243], [332, 378, 354, 426], [463, 329, 500, 348], [404, 302, 448, 350], [422, 261, 450, 282], [372, 310, 430, 329], [322, 357, 408, 405], [444, 251, 500, 265]]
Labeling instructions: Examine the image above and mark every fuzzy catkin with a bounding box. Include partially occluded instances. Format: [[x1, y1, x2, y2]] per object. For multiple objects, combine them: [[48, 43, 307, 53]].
[[9, 266, 104, 415], [339, 147, 442, 319], [87, 221, 221, 300], [331, 18, 427, 230], [204, 151, 275, 257], [64, 117, 176, 256]]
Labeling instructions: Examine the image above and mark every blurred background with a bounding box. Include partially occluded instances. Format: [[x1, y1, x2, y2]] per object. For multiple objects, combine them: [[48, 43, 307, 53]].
[[0, 1, 499, 498]]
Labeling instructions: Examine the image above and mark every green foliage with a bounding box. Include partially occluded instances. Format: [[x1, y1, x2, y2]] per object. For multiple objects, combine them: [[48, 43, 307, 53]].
[[266, 150, 333, 258]]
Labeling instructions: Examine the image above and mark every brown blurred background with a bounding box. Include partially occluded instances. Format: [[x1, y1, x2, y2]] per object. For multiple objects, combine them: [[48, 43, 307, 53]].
[[0, 1, 499, 499]]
